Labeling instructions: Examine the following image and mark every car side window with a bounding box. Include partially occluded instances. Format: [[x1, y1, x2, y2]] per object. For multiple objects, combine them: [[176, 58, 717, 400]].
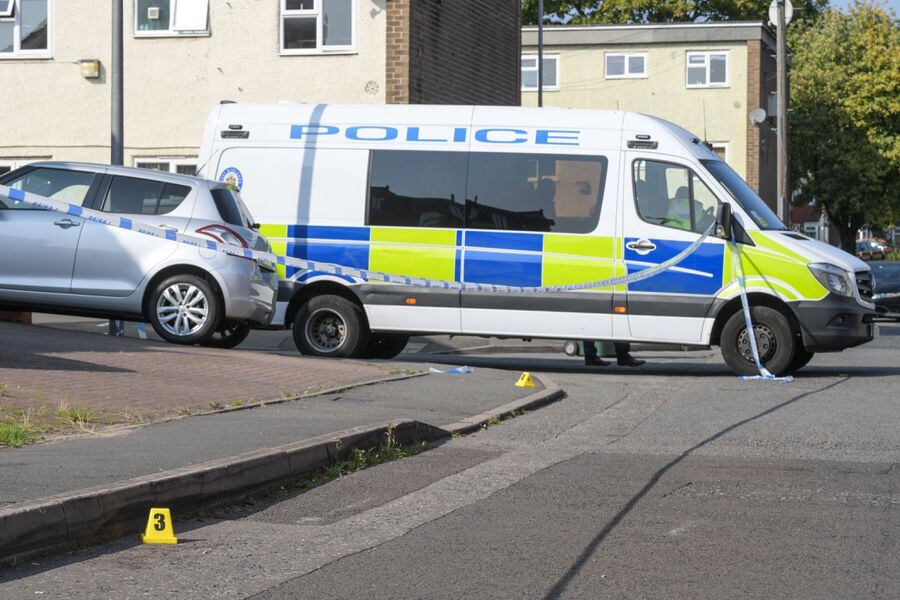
[[0, 168, 95, 210], [633, 159, 719, 234], [101, 176, 190, 215]]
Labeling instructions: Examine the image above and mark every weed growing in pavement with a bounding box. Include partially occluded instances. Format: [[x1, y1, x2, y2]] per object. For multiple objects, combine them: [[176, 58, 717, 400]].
[[0, 422, 37, 447], [231, 400, 244, 408], [0, 384, 7, 397], [175, 406, 192, 416], [207, 401, 224, 411], [54, 404, 100, 426], [486, 416, 502, 427]]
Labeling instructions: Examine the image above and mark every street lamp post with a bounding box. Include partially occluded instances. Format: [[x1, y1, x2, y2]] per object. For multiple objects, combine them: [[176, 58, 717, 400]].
[[537, 0, 543, 108], [109, 0, 124, 336], [775, 0, 790, 226]]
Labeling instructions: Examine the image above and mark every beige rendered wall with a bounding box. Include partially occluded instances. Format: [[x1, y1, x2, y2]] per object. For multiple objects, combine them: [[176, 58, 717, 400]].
[[0, 1, 387, 166], [522, 42, 749, 178]]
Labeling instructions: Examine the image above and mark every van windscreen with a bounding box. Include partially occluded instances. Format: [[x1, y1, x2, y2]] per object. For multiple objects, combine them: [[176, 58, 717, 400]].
[[701, 159, 785, 230]]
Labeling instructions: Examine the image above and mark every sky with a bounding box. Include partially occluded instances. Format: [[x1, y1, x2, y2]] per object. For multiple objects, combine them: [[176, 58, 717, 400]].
[[830, 0, 900, 12]]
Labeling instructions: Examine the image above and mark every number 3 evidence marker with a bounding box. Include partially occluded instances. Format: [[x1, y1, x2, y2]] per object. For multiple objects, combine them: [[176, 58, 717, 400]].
[[142, 508, 178, 545]]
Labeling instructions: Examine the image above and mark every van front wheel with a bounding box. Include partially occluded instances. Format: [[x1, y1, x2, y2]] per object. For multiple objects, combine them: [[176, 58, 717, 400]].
[[720, 306, 797, 377], [292, 295, 369, 358]]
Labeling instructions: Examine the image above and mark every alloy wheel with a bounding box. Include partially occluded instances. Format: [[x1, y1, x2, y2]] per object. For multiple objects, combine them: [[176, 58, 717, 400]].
[[156, 283, 210, 338]]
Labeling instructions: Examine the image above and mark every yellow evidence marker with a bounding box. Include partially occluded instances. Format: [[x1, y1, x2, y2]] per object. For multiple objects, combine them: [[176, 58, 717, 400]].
[[142, 507, 178, 544], [515, 372, 536, 388]]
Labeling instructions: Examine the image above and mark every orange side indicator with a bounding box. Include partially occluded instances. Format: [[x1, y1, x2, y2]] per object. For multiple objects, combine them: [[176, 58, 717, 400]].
[[405, 297, 417, 305], [614, 306, 627, 314]]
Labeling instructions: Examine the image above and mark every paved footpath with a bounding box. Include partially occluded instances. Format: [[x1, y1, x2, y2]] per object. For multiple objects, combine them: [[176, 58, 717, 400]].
[[1, 325, 897, 598]]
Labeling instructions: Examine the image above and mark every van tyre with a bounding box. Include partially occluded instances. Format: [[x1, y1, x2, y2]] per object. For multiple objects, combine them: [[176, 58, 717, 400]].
[[293, 295, 369, 358], [362, 334, 409, 360], [720, 306, 797, 377], [200, 321, 252, 349], [148, 274, 221, 346]]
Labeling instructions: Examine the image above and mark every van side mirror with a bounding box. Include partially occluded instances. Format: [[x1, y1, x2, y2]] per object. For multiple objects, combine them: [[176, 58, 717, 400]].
[[716, 203, 733, 239]]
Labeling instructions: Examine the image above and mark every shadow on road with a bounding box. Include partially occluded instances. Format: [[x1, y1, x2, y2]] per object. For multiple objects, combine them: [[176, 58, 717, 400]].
[[542, 377, 850, 599]]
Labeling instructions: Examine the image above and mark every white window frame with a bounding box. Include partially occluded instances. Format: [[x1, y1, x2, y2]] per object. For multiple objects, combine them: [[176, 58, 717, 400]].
[[0, 0, 52, 59], [521, 54, 560, 91], [709, 142, 729, 163], [134, 157, 199, 175], [686, 51, 729, 88], [133, 0, 210, 38], [280, 0, 357, 56], [604, 52, 647, 79]]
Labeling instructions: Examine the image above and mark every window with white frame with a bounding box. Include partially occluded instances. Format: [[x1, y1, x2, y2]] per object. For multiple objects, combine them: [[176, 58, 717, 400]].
[[604, 52, 647, 79], [709, 142, 728, 162], [135, 158, 198, 176], [135, 0, 209, 36], [0, 0, 51, 58], [0, 158, 47, 175], [521, 55, 559, 91], [281, 0, 355, 55], [686, 52, 728, 87]]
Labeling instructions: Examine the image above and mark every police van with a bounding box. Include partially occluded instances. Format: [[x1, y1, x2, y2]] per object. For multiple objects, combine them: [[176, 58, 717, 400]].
[[198, 103, 876, 375]]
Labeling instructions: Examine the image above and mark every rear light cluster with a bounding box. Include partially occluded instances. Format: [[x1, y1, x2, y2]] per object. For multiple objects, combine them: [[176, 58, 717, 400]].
[[195, 225, 255, 261]]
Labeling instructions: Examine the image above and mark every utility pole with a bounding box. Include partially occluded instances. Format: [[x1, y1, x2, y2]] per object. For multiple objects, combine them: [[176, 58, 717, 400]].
[[775, 0, 789, 226], [537, 0, 543, 108], [109, 0, 124, 336]]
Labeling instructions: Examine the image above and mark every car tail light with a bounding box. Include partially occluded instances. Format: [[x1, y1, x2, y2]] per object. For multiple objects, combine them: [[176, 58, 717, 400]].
[[195, 224, 249, 248]]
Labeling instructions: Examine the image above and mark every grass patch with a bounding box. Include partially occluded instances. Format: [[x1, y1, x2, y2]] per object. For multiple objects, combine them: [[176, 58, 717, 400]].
[[0, 383, 7, 397], [0, 422, 37, 447]]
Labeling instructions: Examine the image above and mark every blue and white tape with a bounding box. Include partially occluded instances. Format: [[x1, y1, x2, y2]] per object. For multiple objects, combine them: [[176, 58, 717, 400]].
[[1, 183, 785, 381]]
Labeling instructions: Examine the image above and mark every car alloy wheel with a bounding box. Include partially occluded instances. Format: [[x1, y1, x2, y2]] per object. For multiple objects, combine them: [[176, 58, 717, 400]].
[[156, 283, 210, 338]]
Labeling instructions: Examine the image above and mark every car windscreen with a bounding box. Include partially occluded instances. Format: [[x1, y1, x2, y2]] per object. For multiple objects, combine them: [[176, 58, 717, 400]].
[[701, 159, 785, 230], [211, 187, 251, 228]]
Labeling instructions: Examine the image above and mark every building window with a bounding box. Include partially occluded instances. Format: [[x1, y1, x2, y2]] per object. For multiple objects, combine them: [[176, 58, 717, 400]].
[[0, 157, 46, 176], [521, 55, 559, 91], [686, 52, 728, 88], [135, 158, 198, 176], [281, 0, 355, 55], [605, 52, 647, 79], [0, 0, 51, 58], [709, 142, 728, 162], [135, 0, 209, 37]]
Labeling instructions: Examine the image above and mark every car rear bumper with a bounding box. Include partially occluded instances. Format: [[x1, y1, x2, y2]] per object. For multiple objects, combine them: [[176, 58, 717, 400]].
[[217, 258, 278, 326], [791, 294, 877, 353]]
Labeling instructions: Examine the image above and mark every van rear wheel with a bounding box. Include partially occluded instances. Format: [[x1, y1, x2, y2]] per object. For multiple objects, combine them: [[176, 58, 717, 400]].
[[720, 306, 796, 377], [292, 295, 369, 358]]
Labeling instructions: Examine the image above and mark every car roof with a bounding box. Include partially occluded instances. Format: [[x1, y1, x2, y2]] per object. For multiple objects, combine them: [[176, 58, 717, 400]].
[[26, 161, 222, 188]]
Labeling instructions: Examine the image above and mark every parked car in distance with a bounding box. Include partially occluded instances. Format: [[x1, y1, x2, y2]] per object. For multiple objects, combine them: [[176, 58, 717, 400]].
[[857, 239, 885, 261], [869, 261, 900, 320], [0, 162, 278, 348]]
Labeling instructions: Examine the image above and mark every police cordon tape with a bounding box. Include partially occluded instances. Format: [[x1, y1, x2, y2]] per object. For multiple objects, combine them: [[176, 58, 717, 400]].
[[0, 183, 786, 381]]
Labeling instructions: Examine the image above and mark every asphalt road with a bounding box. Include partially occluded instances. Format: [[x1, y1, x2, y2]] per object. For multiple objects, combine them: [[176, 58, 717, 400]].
[[1, 323, 898, 599]]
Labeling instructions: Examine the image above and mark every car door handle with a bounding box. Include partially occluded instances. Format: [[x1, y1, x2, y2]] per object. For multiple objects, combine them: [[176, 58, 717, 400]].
[[53, 218, 81, 229], [626, 239, 657, 253]]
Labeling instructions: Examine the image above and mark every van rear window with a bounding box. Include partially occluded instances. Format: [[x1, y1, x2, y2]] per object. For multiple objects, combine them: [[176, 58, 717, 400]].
[[366, 150, 607, 234]]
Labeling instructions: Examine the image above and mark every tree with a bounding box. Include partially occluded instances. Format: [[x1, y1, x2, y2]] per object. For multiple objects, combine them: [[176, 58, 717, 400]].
[[789, 2, 900, 251], [522, 0, 828, 26]]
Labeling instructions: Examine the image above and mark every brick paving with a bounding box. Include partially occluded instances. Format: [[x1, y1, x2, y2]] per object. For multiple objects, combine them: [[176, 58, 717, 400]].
[[0, 322, 400, 419]]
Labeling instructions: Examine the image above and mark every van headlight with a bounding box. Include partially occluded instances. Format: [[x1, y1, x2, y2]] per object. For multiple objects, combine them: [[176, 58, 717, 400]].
[[808, 263, 854, 297]]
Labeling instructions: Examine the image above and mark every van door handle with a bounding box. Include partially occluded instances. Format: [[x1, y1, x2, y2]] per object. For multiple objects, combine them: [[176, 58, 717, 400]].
[[53, 218, 81, 229], [626, 239, 656, 253]]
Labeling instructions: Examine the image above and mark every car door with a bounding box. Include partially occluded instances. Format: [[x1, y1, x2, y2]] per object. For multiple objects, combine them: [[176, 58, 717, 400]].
[[623, 155, 725, 344], [460, 150, 617, 340], [0, 167, 99, 293], [71, 174, 194, 296]]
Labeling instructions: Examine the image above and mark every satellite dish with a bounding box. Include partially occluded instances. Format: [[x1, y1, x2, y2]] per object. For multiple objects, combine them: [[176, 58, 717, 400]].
[[749, 108, 768, 125], [769, 0, 793, 27]]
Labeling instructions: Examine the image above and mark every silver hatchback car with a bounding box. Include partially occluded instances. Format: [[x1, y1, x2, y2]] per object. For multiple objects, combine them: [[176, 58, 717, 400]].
[[0, 162, 277, 348]]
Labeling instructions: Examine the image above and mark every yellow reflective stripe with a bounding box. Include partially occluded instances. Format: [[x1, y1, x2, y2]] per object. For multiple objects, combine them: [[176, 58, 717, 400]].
[[269, 241, 288, 279], [369, 246, 456, 282], [750, 231, 809, 263], [543, 234, 613, 258], [259, 224, 288, 239], [371, 227, 457, 246]]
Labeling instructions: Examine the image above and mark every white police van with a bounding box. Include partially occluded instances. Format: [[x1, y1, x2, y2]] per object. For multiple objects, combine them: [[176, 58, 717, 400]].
[[198, 103, 876, 375]]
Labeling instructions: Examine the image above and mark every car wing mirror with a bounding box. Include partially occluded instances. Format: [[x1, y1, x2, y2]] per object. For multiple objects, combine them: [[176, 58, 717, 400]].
[[716, 202, 733, 240]]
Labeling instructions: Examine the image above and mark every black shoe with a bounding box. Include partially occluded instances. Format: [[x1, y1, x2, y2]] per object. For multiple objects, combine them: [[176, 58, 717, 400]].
[[584, 356, 610, 367], [617, 354, 646, 367]]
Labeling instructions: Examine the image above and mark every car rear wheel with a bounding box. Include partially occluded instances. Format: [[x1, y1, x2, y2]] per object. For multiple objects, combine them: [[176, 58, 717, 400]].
[[148, 275, 221, 345], [720, 306, 797, 376], [200, 321, 252, 349], [362, 334, 409, 359], [292, 295, 369, 358]]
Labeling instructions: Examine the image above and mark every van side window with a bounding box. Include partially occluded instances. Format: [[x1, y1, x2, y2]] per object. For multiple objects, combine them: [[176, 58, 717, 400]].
[[0, 168, 95, 210], [367, 150, 467, 228], [632, 160, 718, 234], [102, 176, 191, 216], [466, 153, 607, 234]]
